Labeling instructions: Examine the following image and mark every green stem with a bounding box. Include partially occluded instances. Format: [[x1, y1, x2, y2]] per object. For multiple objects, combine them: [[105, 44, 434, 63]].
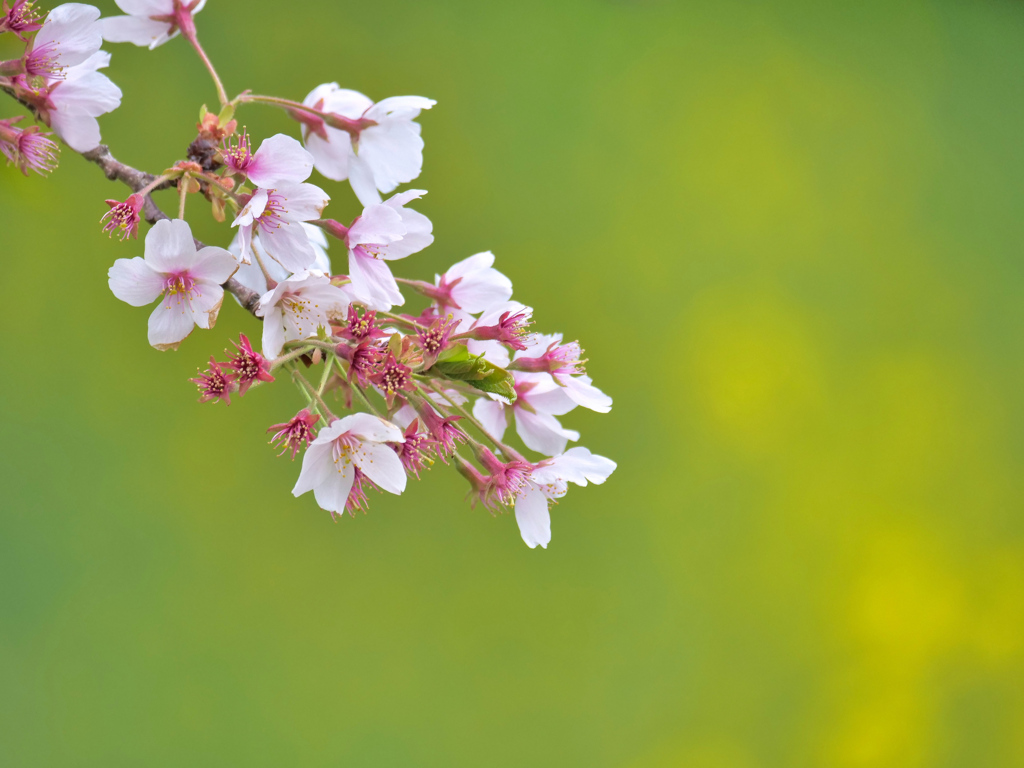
[[351, 383, 384, 418], [293, 369, 336, 421], [271, 345, 315, 369], [379, 310, 427, 330], [185, 35, 229, 107], [426, 379, 513, 456]]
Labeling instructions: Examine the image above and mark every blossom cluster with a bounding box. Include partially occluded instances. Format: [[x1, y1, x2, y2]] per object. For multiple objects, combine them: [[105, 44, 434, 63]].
[[1, 1, 616, 548]]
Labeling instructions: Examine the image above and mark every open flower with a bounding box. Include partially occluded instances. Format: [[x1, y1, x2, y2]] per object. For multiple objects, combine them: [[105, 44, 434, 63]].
[[514, 447, 617, 549], [231, 181, 330, 271], [345, 189, 433, 309], [292, 413, 407, 517], [429, 251, 513, 315], [222, 131, 314, 190], [473, 371, 580, 457], [514, 332, 612, 413], [229, 222, 331, 297], [101, 0, 206, 49], [299, 83, 435, 205], [24, 3, 103, 79], [0, 1, 44, 41], [255, 269, 350, 358], [107, 218, 236, 350]]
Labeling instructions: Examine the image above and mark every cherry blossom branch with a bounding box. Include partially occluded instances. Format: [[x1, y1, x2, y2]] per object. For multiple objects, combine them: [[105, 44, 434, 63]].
[[234, 93, 375, 135], [79, 145, 262, 314]]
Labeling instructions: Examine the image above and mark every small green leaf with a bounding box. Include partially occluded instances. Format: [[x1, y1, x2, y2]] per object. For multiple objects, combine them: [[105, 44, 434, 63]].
[[199, 104, 209, 122], [217, 103, 235, 127]]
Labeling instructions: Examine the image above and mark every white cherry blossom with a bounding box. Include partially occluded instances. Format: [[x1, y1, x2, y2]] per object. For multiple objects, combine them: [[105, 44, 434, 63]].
[[231, 181, 329, 271], [514, 448, 617, 549], [300, 83, 435, 206], [255, 269, 350, 357], [25, 3, 103, 78], [432, 251, 513, 316], [222, 132, 314, 191], [230, 222, 332, 297], [292, 413, 407, 515], [473, 371, 579, 457], [101, 0, 207, 49], [107, 219, 236, 350], [346, 189, 433, 310]]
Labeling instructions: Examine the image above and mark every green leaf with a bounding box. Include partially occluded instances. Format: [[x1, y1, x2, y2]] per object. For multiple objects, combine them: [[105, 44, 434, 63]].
[[217, 103, 235, 127], [432, 348, 517, 402]]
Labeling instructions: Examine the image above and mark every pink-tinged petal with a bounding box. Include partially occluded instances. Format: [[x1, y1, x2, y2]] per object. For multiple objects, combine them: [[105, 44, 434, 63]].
[[348, 155, 381, 206], [548, 447, 617, 487], [383, 193, 433, 260], [304, 128, 351, 181], [247, 134, 313, 188], [309, 84, 373, 119], [259, 222, 317, 272], [514, 488, 551, 549], [472, 398, 508, 442], [50, 68, 122, 113], [337, 413, 405, 444], [144, 219, 197, 273], [189, 246, 238, 284], [556, 374, 612, 413], [275, 181, 329, 222], [352, 441, 407, 495], [313, 465, 356, 514], [147, 294, 195, 350], [108, 257, 164, 306], [292, 442, 335, 497], [260, 307, 286, 358], [446, 251, 494, 279], [348, 204, 405, 247], [188, 281, 225, 330], [348, 250, 403, 309], [100, 15, 170, 47]]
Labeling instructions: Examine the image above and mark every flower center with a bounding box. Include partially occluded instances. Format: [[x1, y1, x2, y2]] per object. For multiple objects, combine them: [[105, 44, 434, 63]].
[[164, 272, 197, 299]]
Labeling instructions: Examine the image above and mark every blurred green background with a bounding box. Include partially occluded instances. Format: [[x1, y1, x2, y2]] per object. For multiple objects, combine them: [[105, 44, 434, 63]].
[[3, 0, 1024, 765]]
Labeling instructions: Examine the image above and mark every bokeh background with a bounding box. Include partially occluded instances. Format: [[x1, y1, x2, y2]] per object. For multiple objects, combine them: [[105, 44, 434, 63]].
[[2, 0, 1024, 765]]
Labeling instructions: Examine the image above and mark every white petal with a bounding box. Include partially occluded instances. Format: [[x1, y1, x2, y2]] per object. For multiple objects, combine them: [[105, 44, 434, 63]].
[[292, 442, 335, 497], [446, 251, 495, 280], [108, 257, 163, 306], [314, 85, 373, 118], [348, 203, 405, 247], [259, 221, 317, 272], [514, 488, 551, 549], [233, 188, 267, 228], [366, 96, 436, 121], [352, 442, 407, 495], [472, 398, 508, 442], [304, 128, 351, 182], [188, 282, 224, 330], [114, 0, 172, 14], [36, 4, 102, 70], [556, 374, 613, 413], [100, 15, 170, 47], [248, 134, 314, 188], [358, 120, 424, 194], [337, 413, 405, 444], [276, 181, 329, 222], [542, 447, 616, 487], [514, 410, 578, 457], [260, 307, 286, 358], [189, 246, 237, 284], [452, 269, 513, 314], [348, 155, 381, 206], [144, 219, 197, 273], [147, 294, 195, 349], [313, 466, 356, 514], [348, 250, 403, 309]]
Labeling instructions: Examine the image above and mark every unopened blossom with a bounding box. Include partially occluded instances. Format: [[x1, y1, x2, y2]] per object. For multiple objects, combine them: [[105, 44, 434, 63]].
[[513, 447, 617, 549], [226, 333, 273, 395], [369, 351, 414, 408], [23, 3, 103, 79], [0, 117, 58, 175], [344, 189, 433, 309], [101, 0, 206, 49], [268, 408, 320, 459], [0, 1, 43, 41], [107, 218, 236, 350], [429, 251, 513, 315], [473, 371, 580, 457], [517, 332, 612, 413], [229, 222, 331, 297], [231, 180, 330, 271], [100, 193, 143, 239], [222, 131, 313, 190], [292, 413, 407, 516], [255, 269, 350, 358], [190, 356, 234, 404], [300, 83, 435, 205]]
